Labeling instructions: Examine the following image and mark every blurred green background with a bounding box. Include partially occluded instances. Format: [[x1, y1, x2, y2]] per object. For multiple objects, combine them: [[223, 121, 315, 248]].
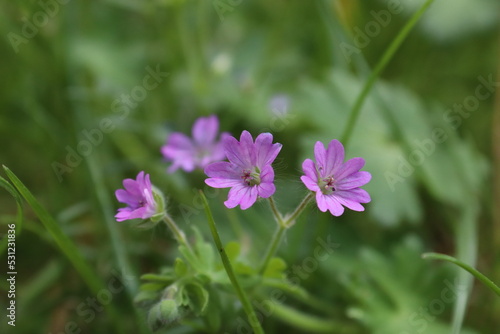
[[0, 0, 499, 333]]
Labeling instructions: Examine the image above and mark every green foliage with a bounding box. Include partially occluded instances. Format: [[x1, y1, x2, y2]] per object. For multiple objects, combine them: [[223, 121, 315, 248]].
[[0, 0, 497, 333]]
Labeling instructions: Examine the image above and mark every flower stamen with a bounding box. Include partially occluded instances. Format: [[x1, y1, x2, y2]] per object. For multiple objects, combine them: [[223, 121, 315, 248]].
[[241, 169, 261, 186], [319, 175, 336, 195]]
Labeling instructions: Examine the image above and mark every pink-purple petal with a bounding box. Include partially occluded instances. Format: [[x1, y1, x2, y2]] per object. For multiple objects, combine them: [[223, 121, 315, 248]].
[[205, 130, 282, 211], [162, 115, 226, 172], [115, 189, 138, 206], [205, 178, 242, 188], [239, 131, 257, 166], [162, 133, 194, 156], [316, 192, 328, 212], [325, 140, 345, 175], [335, 157, 366, 181], [313, 141, 327, 175], [324, 195, 345, 216], [303, 139, 371, 217], [302, 159, 318, 181], [204, 161, 241, 179], [255, 133, 282, 167], [224, 185, 254, 209], [239, 187, 258, 210], [335, 188, 371, 203], [224, 135, 249, 168], [192, 115, 219, 145], [259, 165, 275, 183], [332, 193, 365, 212], [336, 171, 372, 190], [300, 175, 319, 192], [114, 171, 157, 222], [122, 179, 142, 197], [257, 182, 276, 198]]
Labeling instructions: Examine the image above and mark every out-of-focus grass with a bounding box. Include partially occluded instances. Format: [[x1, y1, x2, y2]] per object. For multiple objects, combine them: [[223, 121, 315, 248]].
[[0, 0, 499, 333]]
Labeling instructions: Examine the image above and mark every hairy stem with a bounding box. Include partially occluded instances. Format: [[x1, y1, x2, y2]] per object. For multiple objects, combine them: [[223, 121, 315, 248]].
[[259, 194, 314, 275], [200, 191, 265, 334]]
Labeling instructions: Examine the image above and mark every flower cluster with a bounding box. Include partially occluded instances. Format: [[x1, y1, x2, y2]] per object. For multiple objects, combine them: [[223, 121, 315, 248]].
[[114, 114, 371, 221]]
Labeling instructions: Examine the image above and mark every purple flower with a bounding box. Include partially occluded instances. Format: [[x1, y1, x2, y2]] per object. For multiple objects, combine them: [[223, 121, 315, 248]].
[[269, 94, 290, 116], [115, 171, 157, 222], [204, 131, 282, 210], [301, 140, 371, 216], [161, 115, 228, 173]]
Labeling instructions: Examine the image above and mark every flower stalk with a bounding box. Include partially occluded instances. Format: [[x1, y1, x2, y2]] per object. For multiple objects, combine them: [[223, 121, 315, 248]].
[[162, 214, 194, 255], [258, 193, 314, 275], [200, 191, 265, 334]]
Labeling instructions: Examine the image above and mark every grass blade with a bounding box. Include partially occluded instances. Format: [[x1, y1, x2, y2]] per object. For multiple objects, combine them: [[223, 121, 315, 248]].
[[2, 165, 124, 332], [422, 252, 500, 297], [340, 0, 436, 146], [0, 175, 23, 255]]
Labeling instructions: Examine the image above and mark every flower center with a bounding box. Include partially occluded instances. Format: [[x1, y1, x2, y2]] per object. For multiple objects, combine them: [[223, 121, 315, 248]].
[[319, 175, 336, 195], [241, 168, 261, 186]]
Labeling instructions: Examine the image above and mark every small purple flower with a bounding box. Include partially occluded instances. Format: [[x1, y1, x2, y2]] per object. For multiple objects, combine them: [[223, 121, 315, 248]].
[[301, 140, 371, 216], [269, 94, 290, 117], [161, 115, 228, 173], [115, 171, 157, 222], [205, 131, 282, 210]]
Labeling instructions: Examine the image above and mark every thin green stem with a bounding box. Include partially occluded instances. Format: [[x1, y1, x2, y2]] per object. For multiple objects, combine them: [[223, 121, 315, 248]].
[[422, 252, 500, 297], [259, 194, 314, 275], [340, 0, 436, 147], [162, 214, 194, 254], [268, 196, 285, 226], [258, 223, 287, 275], [200, 191, 265, 334], [284, 192, 315, 226]]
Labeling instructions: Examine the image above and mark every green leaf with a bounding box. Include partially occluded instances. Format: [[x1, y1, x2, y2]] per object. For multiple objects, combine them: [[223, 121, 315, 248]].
[[183, 281, 210, 315], [178, 244, 202, 269], [140, 272, 176, 283], [192, 225, 215, 273], [263, 257, 287, 279], [203, 285, 222, 333], [174, 258, 188, 277], [139, 282, 168, 292], [134, 290, 159, 304]]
